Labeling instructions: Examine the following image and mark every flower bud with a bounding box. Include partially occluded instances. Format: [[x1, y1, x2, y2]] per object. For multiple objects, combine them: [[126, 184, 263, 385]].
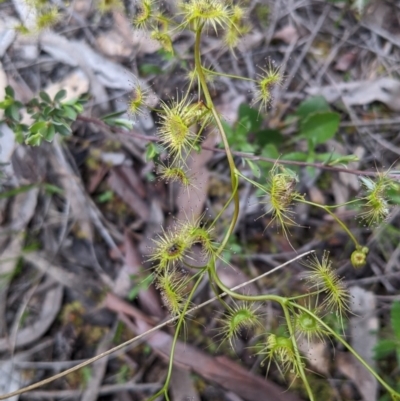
[[351, 247, 369, 269]]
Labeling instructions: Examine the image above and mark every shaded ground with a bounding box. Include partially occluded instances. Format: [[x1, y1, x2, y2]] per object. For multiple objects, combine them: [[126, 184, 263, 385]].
[[0, 0, 400, 401]]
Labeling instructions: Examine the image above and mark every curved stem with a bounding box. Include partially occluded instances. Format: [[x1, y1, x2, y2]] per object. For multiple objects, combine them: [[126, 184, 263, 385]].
[[282, 304, 315, 401], [295, 197, 361, 249], [203, 68, 256, 82], [209, 176, 238, 230], [194, 26, 240, 256], [210, 280, 231, 311], [148, 270, 206, 401], [288, 290, 323, 301], [323, 199, 361, 209], [291, 303, 400, 398], [209, 257, 284, 304]]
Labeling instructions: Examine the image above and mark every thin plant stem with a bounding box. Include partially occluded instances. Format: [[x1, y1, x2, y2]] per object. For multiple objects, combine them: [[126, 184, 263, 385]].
[[194, 25, 240, 255], [148, 271, 206, 401], [296, 197, 361, 249], [288, 290, 323, 301], [203, 67, 256, 82], [291, 303, 400, 398], [282, 303, 315, 401]]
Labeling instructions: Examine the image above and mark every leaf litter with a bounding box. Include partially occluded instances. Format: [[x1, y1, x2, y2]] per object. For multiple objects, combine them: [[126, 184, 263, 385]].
[[0, 1, 400, 400]]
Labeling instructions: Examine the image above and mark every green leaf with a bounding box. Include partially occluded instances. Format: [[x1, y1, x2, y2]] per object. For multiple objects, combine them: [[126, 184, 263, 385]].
[[0, 184, 37, 199], [397, 347, 400, 368], [192, 142, 202, 153], [314, 152, 343, 164], [97, 190, 114, 203], [282, 152, 308, 161], [327, 154, 359, 166], [42, 105, 52, 117], [255, 129, 284, 148], [128, 273, 153, 301], [299, 111, 340, 145], [14, 124, 27, 143], [39, 91, 52, 103], [43, 124, 56, 142], [261, 143, 279, 159], [25, 133, 43, 146], [314, 152, 359, 165], [238, 103, 262, 131], [373, 339, 398, 359], [388, 185, 400, 205], [245, 158, 260, 178], [101, 110, 127, 121], [145, 142, 159, 161], [296, 95, 330, 119], [6, 104, 21, 121], [30, 121, 47, 134], [26, 98, 40, 109], [42, 183, 64, 194], [112, 118, 134, 130], [54, 122, 72, 136], [391, 301, 400, 340], [139, 64, 163, 75], [221, 120, 234, 141], [54, 89, 67, 102], [62, 105, 78, 120], [5, 85, 15, 98], [73, 102, 84, 113], [0, 99, 13, 109]]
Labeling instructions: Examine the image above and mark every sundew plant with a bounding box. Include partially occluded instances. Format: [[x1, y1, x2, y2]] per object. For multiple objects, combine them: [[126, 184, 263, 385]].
[[1, 0, 400, 400]]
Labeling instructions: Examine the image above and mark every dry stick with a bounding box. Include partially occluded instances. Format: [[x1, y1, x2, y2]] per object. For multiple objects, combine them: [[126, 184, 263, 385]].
[[76, 115, 394, 178], [0, 250, 314, 400]]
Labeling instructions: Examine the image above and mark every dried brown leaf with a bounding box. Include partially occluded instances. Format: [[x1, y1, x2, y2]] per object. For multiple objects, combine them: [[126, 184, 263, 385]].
[[334, 50, 358, 72], [272, 25, 299, 44], [0, 284, 63, 352], [107, 166, 149, 219], [307, 78, 400, 111], [114, 232, 162, 318], [170, 366, 200, 401]]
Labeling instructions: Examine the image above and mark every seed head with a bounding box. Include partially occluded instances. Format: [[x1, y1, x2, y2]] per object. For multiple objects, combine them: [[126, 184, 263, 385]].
[[258, 334, 298, 376], [252, 62, 283, 112], [148, 227, 191, 271], [35, 6, 60, 31], [127, 83, 150, 119], [178, 215, 216, 260], [260, 164, 300, 242], [156, 271, 190, 317], [157, 98, 199, 161], [223, 5, 250, 51], [97, 0, 124, 13], [133, 0, 154, 28], [218, 302, 262, 348], [359, 174, 393, 226], [292, 300, 328, 345], [151, 30, 174, 54], [179, 0, 232, 33], [351, 246, 369, 269], [157, 163, 193, 192], [303, 251, 350, 323]]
